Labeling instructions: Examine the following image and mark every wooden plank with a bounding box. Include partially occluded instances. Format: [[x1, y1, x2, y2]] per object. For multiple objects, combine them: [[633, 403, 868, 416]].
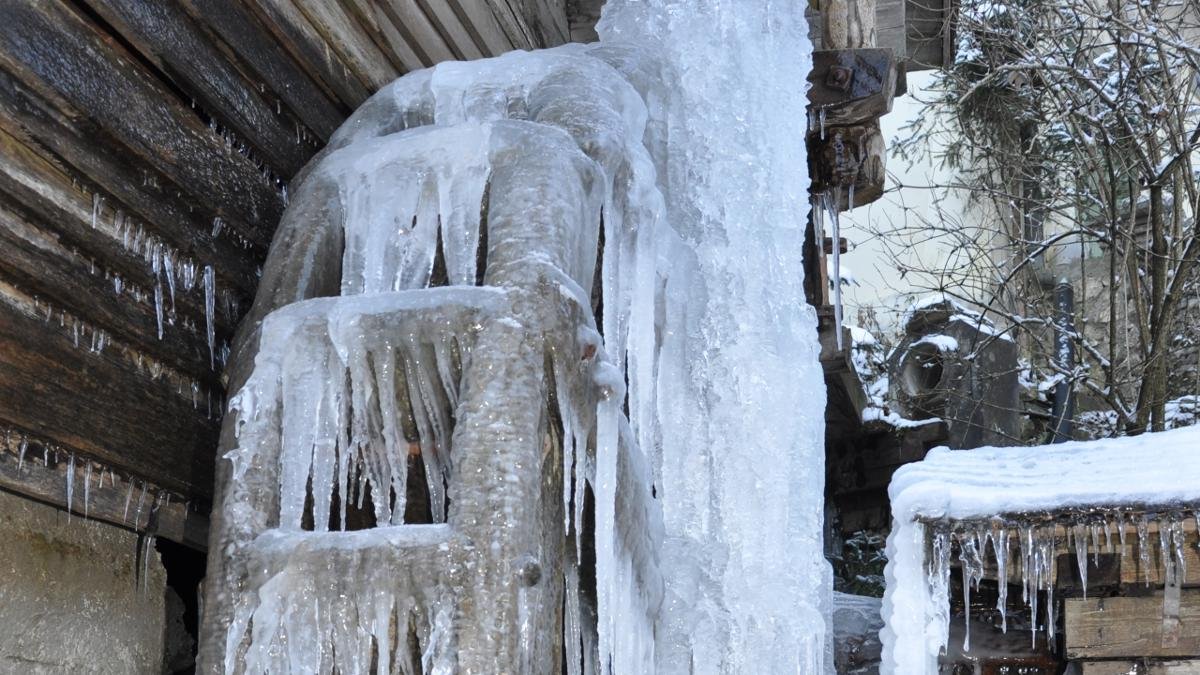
[[906, 0, 953, 70], [0, 125, 238, 343], [288, 0, 403, 90], [506, 0, 570, 47], [0, 296, 219, 499], [185, 0, 348, 140], [0, 0, 282, 246], [1066, 590, 1200, 659], [487, 0, 540, 50], [381, 0, 471, 63], [0, 69, 261, 298], [342, 0, 430, 71], [876, 0, 907, 65], [81, 0, 312, 177], [445, 0, 521, 55], [0, 200, 216, 384], [410, 0, 487, 61], [1119, 523, 1200, 588], [1081, 660, 1200, 674], [241, 0, 370, 111], [0, 426, 209, 550]]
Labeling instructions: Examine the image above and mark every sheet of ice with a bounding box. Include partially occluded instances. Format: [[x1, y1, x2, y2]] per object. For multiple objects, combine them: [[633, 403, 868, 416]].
[[599, 3, 828, 672], [881, 425, 1200, 674]]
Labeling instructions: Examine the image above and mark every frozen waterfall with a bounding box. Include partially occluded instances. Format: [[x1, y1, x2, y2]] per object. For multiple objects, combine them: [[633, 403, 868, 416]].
[[199, 2, 826, 673]]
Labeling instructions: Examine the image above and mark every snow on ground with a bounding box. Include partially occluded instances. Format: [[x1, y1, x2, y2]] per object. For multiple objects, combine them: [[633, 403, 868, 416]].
[[881, 424, 1200, 673]]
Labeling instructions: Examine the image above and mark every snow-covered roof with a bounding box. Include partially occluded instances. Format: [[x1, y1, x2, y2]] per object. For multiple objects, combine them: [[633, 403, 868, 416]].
[[890, 424, 1200, 522], [881, 425, 1200, 674]]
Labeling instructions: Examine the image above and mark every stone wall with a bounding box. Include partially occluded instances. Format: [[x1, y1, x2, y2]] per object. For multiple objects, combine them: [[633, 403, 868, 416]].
[[0, 489, 167, 674]]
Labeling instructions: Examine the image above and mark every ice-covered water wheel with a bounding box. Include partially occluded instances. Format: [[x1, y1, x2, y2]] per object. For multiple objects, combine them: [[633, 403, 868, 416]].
[[199, 47, 663, 674]]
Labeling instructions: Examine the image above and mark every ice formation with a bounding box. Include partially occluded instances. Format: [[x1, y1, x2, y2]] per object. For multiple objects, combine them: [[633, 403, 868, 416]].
[[881, 424, 1200, 673], [202, 2, 826, 673]]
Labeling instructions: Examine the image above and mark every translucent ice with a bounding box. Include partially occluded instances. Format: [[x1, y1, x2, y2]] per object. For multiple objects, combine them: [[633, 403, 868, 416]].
[[206, 1, 826, 672]]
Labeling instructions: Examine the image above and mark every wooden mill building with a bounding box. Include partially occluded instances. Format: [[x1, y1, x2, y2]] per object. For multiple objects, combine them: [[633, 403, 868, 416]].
[[0, 0, 953, 671]]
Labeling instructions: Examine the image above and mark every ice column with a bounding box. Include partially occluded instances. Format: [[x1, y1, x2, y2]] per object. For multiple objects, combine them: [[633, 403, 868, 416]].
[[599, 4, 828, 673]]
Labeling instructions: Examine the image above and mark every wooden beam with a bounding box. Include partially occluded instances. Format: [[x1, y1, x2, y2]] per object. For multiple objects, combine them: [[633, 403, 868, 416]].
[[906, 0, 954, 71], [190, 0, 350, 139], [0, 71, 262, 299], [0, 294, 219, 499], [412, 0, 488, 61], [81, 0, 313, 177], [0, 200, 217, 384], [0, 125, 239, 344], [286, 0, 402, 91], [0, 0, 283, 246], [808, 49, 898, 127], [1081, 660, 1200, 674], [341, 0, 428, 73], [359, 0, 461, 66], [1066, 591, 1200, 659], [445, 0, 521, 54], [0, 426, 209, 550]]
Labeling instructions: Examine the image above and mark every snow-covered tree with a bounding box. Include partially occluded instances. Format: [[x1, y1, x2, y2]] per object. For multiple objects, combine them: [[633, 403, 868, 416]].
[[874, 0, 1200, 434]]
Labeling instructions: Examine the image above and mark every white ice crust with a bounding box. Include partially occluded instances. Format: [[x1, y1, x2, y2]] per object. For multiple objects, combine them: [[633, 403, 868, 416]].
[[882, 425, 1200, 673]]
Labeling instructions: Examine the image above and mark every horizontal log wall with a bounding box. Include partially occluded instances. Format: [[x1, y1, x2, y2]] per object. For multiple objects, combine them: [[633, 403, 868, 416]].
[[0, 0, 566, 547]]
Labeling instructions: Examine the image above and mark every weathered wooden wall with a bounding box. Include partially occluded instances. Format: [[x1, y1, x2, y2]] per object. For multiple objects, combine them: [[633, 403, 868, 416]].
[[0, 0, 566, 548]]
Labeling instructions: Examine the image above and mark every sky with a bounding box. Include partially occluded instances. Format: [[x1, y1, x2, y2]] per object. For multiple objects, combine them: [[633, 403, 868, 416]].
[[838, 70, 967, 334]]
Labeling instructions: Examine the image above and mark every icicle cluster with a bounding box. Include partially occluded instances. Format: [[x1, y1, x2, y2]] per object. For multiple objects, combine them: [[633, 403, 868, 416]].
[[226, 288, 502, 530], [1, 425, 185, 537], [212, 1, 826, 671], [883, 425, 1200, 673], [215, 43, 671, 674]]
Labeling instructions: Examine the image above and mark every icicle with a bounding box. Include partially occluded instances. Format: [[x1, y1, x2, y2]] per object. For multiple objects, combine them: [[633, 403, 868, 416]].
[[65, 453, 75, 522], [135, 482, 147, 529], [958, 530, 984, 651], [1019, 524, 1038, 647], [91, 193, 104, 229], [1138, 514, 1152, 585], [1159, 515, 1177, 587], [153, 246, 165, 340], [819, 106, 826, 140], [1104, 518, 1113, 553], [1073, 523, 1088, 598], [847, 182, 855, 211], [212, 217, 225, 238], [928, 525, 952, 652], [1039, 527, 1056, 644], [17, 437, 27, 473], [1090, 522, 1102, 566], [204, 265, 216, 368], [995, 526, 1009, 633], [1170, 517, 1186, 581], [123, 480, 134, 524], [164, 253, 176, 313], [83, 462, 92, 519], [142, 535, 156, 593]]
